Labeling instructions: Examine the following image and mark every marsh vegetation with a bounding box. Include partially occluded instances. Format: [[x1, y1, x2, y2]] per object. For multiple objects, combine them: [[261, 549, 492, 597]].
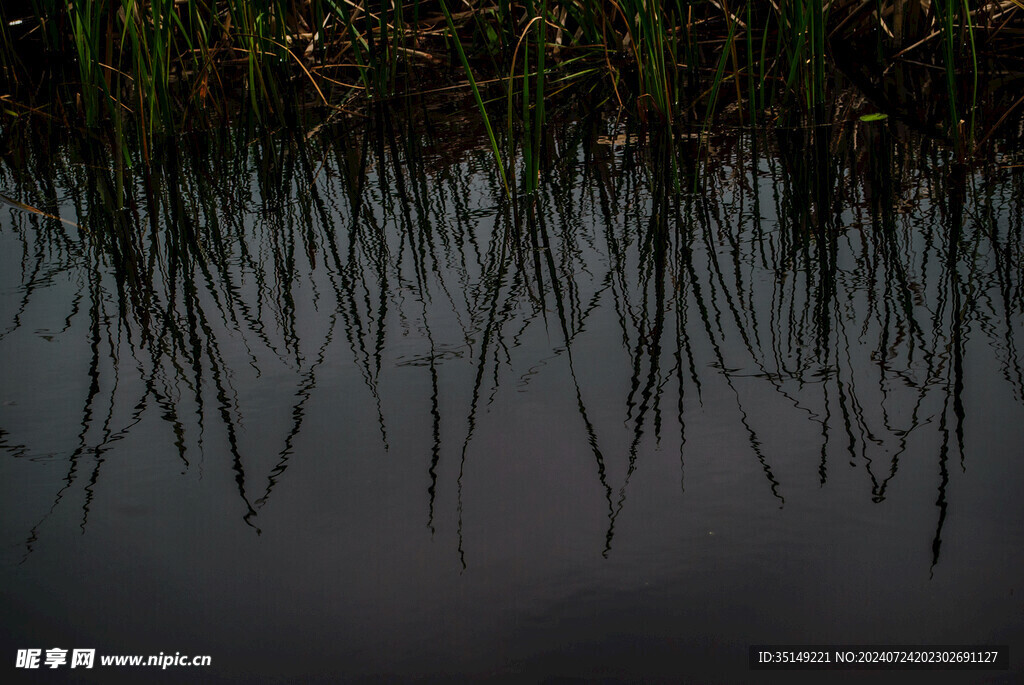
[[2, 1, 1023, 162]]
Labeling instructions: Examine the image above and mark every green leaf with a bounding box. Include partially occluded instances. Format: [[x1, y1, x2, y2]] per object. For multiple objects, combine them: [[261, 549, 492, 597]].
[[483, 25, 499, 51], [859, 113, 888, 122]]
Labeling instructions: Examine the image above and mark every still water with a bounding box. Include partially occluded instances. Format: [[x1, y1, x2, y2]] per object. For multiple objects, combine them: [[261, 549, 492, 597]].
[[1, 116, 1022, 683]]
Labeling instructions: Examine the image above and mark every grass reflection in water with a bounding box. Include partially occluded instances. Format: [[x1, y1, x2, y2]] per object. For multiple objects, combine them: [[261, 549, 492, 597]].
[[0, 109, 1022, 579]]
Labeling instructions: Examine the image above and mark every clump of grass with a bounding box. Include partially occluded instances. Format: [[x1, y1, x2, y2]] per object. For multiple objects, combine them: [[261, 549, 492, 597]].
[[0, 1, 1020, 157]]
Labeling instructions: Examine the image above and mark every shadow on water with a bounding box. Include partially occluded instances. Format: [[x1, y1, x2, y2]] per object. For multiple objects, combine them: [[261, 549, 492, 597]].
[[0, 104, 1022, 582]]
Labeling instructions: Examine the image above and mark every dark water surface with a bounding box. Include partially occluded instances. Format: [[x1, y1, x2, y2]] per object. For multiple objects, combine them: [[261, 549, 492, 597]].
[[1, 117, 1023, 683]]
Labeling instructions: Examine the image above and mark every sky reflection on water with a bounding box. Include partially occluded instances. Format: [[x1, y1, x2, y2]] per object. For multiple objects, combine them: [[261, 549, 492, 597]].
[[1, 116, 1023, 683]]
